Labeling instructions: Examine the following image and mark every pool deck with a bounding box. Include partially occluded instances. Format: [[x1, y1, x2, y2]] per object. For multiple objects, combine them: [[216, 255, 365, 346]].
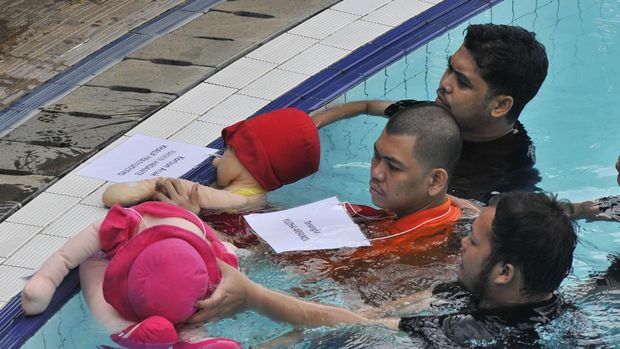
[[0, 0, 343, 220], [0, 0, 456, 313]]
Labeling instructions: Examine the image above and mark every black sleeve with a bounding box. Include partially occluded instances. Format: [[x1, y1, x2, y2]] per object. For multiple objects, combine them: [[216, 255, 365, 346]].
[[400, 281, 476, 318], [432, 281, 467, 295], [399, 314, 444, 334], [384, 99, 423, 117], [398, 314, 465, 349], [431, 281, 473, 304], [399, 313, 500, 348]]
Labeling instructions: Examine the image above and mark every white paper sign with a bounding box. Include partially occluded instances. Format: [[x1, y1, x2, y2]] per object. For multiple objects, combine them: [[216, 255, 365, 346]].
[[244, 197, 370, 253], [77, 134, 217, 182]]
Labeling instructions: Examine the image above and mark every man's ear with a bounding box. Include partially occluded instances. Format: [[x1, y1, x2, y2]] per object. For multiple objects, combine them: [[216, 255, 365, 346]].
[[492, 262, 515, 285], [427, 168, 448, 196], [490, 95, 514, 119]]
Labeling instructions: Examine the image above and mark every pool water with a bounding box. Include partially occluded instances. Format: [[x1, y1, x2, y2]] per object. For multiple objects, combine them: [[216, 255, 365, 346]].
[[24, 0, 620, 348]]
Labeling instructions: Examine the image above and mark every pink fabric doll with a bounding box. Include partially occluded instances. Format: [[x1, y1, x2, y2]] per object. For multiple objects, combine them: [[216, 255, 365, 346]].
[[22, 201, 242, 349]]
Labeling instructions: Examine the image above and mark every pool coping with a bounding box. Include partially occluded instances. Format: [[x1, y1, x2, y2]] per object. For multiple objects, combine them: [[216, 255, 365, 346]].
[[0, 0, 502, 347]]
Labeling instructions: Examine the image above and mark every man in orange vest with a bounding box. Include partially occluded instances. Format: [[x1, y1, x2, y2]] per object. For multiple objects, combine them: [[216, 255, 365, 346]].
[[290, 101, 465, 280]]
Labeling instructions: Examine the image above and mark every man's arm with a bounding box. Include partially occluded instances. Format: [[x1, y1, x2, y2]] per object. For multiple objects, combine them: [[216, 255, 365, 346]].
[[187, 259, 399, 328], [448, 194, 482, 213], [571, 155, 620, 221], [249, 278, 375, 327], [358, 289, 434, 319], [312, 100, 393, 128]]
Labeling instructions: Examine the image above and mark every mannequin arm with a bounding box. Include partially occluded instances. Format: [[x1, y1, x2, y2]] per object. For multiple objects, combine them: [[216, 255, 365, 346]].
[[155, 179, 261, 214]]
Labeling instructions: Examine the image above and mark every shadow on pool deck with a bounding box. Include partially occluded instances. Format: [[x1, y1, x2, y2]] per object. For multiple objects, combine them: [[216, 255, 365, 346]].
[[0, 0, 339, 222]]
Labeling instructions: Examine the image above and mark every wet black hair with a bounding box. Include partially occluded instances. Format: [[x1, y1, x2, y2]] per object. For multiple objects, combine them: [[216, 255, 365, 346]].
[[385, 102, 462, 174], [485, 192, 577, 296], [464, 24, 548, 123]]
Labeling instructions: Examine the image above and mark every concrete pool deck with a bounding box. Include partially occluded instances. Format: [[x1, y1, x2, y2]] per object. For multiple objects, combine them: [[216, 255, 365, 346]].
[[0, 0, 342, 221], [0, 0, 459, 314]]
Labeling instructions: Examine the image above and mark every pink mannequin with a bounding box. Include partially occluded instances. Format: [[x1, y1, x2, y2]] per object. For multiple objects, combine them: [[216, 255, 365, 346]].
[[22, 202, 241, 348]]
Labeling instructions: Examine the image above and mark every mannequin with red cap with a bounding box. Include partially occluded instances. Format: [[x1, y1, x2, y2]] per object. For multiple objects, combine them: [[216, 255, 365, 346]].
[[102, 107, 321, 215]]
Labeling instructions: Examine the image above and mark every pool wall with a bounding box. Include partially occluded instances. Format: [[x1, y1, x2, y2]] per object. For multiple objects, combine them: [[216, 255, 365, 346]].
[[0, 0, 502, 347]]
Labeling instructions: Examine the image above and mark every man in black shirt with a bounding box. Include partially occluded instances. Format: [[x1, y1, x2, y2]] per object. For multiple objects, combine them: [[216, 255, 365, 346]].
[[312, 24, 548, 203], [395, 192, 575, 346], [397, 281, 565, 348], [186, 192, 578, 347]]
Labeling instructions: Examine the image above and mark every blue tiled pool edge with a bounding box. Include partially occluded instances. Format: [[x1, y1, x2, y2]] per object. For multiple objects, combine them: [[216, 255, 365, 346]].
[[0, 0, 502, 347]]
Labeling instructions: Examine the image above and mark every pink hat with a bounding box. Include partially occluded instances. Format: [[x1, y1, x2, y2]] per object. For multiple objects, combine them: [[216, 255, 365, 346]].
[[103, 226, 221, 324], [222, 107, 320, 191]]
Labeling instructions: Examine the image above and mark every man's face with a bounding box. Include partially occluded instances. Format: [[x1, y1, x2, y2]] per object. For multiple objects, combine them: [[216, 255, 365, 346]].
[[435, 45, 493, 132], [369, 130, 431, 218], [458, 206, 496, 298]]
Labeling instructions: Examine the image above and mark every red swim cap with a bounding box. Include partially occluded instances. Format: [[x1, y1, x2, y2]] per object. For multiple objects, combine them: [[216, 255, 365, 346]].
[[222, 107, 320, 191]]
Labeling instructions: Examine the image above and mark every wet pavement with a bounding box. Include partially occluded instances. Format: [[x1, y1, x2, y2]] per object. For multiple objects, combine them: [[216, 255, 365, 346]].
[[0, 0, 339, 221], [0, 0, 185, 109]]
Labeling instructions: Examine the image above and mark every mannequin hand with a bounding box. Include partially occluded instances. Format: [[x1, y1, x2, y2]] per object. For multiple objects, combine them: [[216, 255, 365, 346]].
[[154, 179, 201, 215]]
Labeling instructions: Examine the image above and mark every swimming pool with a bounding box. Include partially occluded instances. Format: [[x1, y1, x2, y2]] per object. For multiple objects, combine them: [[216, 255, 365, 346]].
[[23, 0, 620, 347]]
